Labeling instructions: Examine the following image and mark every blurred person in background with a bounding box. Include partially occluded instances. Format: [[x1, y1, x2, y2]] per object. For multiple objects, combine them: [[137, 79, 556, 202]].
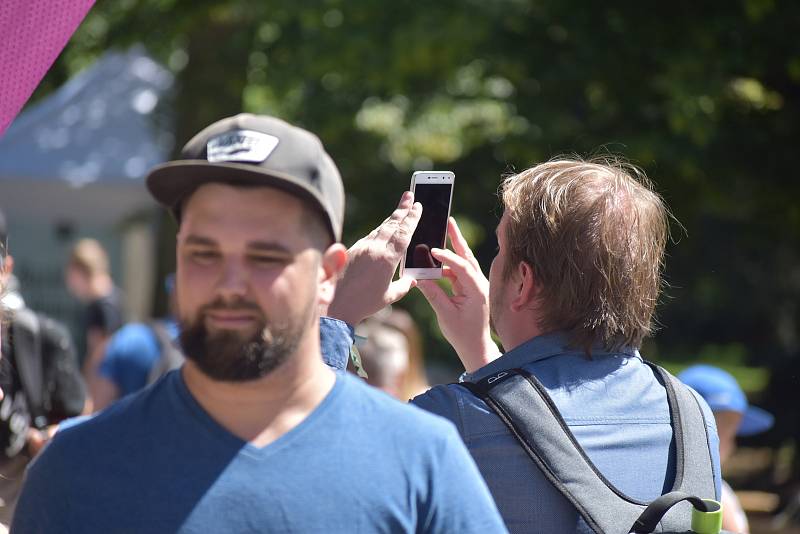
[[0, 218, 5, 534], [379, 307, 430, 399], [679, 364, 775, 534], [91, 274, 182, 412], [64, 238, 124, 407], [0, 210, 86, 527], [354, 307, 430, 401], [0, 217, 7, 394]]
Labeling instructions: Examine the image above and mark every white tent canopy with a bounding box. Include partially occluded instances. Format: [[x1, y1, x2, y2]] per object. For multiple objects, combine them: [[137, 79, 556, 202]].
[[0, 45, 174, 224], [0, 46, 174, 325]]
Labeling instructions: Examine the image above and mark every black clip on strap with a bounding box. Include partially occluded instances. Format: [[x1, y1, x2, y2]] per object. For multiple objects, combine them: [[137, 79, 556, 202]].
[[630, 491, 716, 533]]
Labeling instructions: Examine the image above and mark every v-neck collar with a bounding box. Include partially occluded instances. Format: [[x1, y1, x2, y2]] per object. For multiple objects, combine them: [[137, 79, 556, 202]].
[[171, 370, 345, 459]]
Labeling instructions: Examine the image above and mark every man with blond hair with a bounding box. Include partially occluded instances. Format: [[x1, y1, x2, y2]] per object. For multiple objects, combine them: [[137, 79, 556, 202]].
[[65, 238, 124, 406], [326, 158, 722, 533]]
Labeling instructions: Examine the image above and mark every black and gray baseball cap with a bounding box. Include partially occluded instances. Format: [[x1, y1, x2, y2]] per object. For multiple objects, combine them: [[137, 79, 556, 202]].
[[146, 114, 345, 241]]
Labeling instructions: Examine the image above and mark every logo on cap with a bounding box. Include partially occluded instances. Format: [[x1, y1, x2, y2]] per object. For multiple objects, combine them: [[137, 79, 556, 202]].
[[207, 130, 279, 164]]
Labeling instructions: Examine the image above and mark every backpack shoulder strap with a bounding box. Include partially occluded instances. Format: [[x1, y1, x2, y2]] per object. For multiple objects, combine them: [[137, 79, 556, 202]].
[[146, 320, 184, 385], [645, 363, 717, 501], [10, 308, 46, 423], [461, 368, 648, 534], [462, 364, 718, 534]]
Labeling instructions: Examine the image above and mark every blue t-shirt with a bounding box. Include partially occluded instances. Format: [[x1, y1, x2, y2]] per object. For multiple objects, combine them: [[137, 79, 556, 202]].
[[13, 370, 506, 533], [99, 321, 180, 397]]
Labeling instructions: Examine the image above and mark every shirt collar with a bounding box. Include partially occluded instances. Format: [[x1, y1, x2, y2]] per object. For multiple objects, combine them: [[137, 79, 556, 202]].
[[466, 331, 638, 382]]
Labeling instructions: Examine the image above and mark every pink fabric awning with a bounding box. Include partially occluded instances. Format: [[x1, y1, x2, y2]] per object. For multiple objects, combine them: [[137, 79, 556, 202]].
[[0, 0, 95, 136]]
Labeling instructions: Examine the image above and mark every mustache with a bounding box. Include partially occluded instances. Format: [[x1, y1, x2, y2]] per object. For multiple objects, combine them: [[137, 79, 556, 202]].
[[199, 297, 264, 315]]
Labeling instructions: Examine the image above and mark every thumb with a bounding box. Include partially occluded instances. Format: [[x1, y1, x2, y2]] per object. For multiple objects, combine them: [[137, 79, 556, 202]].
[[385, 276, 417, 304], [416, 280, 454, 315]]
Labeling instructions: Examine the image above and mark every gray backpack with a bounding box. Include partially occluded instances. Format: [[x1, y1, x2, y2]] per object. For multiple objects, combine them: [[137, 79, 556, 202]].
[[461, 362, 731, 534]]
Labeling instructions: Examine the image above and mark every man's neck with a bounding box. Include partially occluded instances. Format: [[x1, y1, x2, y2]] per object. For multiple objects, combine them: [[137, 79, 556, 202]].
[[181, 335, 335, 448], [498, 313, 544, 354]]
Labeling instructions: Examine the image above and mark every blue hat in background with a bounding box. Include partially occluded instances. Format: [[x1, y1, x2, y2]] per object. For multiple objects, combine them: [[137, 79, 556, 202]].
[[678, 364, 774, 437]]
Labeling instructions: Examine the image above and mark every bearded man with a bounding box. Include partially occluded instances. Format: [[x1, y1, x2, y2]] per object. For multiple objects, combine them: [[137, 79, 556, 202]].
[[12, 115, 506, 533]]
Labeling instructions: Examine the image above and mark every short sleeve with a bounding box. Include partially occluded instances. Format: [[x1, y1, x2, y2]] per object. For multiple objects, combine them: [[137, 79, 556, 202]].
[[98, 324, 161, 396], [11, 439, 70, 530], [85, 300, 102, 330], [319, 317, 354, 371], [86, 294, 124, 334]]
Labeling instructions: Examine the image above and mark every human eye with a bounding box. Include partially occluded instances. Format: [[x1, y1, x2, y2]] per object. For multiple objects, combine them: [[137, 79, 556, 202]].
[[187, 248, 220, 265], [248, 253, 287, 268]]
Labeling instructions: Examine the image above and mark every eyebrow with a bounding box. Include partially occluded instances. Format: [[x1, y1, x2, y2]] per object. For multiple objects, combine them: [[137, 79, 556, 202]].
[[183, 235, 216, 247], [182, 234, 293, 254], [248, 241, 293, 255]]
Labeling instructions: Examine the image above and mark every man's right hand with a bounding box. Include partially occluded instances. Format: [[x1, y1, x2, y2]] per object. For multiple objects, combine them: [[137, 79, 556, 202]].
[[417, 218, 501, 373], [326, 191, 422, 326]]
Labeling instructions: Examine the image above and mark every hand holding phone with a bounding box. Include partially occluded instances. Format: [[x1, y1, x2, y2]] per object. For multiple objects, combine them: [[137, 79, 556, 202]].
[[401, 171, 455, 280], [326, 192, 422, 325], [416, 218, 501, 373]]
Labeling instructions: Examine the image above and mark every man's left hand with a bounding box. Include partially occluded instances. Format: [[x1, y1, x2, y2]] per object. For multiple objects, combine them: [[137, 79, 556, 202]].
[[327, 191, 422, 325]]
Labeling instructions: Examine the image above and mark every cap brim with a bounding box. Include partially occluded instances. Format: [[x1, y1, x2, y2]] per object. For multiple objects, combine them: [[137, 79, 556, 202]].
[[737, 405, 774, 436], [146, 160, 338, 240]]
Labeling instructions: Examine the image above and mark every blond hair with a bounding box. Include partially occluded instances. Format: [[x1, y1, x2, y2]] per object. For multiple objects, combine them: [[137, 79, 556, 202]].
[[355, 307, 430, 400], [68, 238, 110, 278], [499, 157, 669, 351]]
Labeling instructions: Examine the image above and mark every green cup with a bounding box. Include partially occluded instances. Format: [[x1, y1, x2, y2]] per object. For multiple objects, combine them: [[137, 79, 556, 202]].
[[691, 498, 723, 534]]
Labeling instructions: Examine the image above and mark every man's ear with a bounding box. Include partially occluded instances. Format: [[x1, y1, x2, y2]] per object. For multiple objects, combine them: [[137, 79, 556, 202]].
[[319, 243, 348, 306], [510, 261, 536, 312]]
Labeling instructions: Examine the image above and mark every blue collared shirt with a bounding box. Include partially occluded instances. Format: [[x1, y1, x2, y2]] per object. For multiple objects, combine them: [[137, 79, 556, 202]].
[[319, 317, 354, 371], [320, 319, 721, 534]]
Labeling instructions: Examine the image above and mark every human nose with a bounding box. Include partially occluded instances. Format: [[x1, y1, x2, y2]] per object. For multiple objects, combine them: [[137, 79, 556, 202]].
[[217, 257, 249, 301]]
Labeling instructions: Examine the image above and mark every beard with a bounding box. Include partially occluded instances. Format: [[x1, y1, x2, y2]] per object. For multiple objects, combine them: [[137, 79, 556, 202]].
[[179, 296, 311, 382]]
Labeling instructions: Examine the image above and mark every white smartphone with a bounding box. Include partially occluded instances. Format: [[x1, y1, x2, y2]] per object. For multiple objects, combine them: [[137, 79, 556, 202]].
[[401, 170, 455, 280]]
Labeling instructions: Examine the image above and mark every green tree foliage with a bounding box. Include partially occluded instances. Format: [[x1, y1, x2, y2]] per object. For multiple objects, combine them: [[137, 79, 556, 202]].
[[33, 1, 800, 431]]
